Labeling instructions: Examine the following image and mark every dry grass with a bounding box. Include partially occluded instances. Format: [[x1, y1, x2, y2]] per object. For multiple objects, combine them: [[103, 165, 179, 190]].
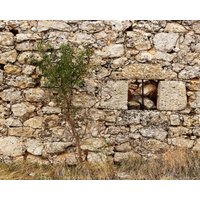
[[0, 148, 200, 180]]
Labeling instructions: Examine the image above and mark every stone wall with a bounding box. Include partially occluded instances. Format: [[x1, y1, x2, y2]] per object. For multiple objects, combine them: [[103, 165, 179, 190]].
[[0, 20, 200, 165]]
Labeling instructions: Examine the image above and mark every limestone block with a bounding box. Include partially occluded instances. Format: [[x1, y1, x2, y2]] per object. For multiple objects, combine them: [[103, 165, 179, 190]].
[[178, 65, 200, 79], [81, 138, 107, 152], [15, 33, 41, 42], [189, 92, 200, 108], [168, 126, 192, 137], [17, 52, 42, 64], [22, 65, 36, 75], [8, 127, 35, 137], [79, 21, 105, 33], [37, 20, 71, 32], [4, 118, 22, 127], [165, 23, 187, 33], [11, 102, 35, 117], [115, 142, 132, 152], [42, 106, 61, 114], [26, 139, 44, 155], [45, 142, 73, 154], [95, 44, 124, 58], [70, 32, 95, 44], [126, 31, 151, 50], [24, 88, 45, 102], [187, 78, 200, 91], [0, 50, 17, 64], [1, 88, 22, 102], [4, 64, 21, 75], [16, 41, 37, 51], [170, 114, 180, 126], [153, 33, 179, 52], [100, 80, 128, 110], [169, 138, 194, 148], [0, 136, 23, 156], [72, 93, 96, 108], [114, 151, 141, 163], [139, 127, 168, 141], [53, 153, 77, 165], [6, 75, 35, 88], [87, 152, 108, 163], [111, 64, 177, 80], [0, 32, 14, 46], [157, 81, 187, 110], [24, 116, 43, 129]]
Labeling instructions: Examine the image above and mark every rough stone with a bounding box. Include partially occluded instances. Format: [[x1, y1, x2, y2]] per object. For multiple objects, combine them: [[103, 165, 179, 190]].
[[100, 80, 128, 110], [15, 33, 41, 42], [0, 50, 17, 64], [45, 142, 72, 154], [192, 22, 200, 34], [24, 88, 45, 102], [16, 41, 37, 51], [139, 127, 168, 141], [170, 114, 180, 126], [0, 137, 23, 156], [17, 52, 41, 64], [87, 152, 108, 163], [115, 142, 132, 152], [4, 118, 22, 127], [112, 64, 177, 80], [179, 65, 200, 79], [169, 138, 194, 148], [72, 93, 96, 108], [4, 64, 21, 75], [8, 127, 35, 137], [189, 92, 200, 108], [42, 106, 61, 114], [157, 81, 187, 110], [154, 51, 176, 62], [22, 65, 36, 75], [95, 44, 124, 58], [187, 78, 200, 91], [114, 151, 141, 163], [126, 31, 151, 50], [168, 126, 192, 137], [0, 70, 3, 83], [165, 23, 187, 33], [81, 138, 107, 152], [26, 139, 43, 155], [11, 102, 35, 117], [1, 88, 22, 103], [0, 32, 14, 46], [153, 33, 179, 52], [37, 20, 71, 32], [79, 21, 105, 33], [24, 116, 43, 129]]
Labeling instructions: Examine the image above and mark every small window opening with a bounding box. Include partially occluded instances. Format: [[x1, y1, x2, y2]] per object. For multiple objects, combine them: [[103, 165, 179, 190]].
[[128, 80, 158, 110]]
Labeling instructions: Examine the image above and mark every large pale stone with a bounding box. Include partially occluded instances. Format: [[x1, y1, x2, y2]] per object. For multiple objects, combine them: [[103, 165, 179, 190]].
[[187, 78, 200, 91], [153, 33, 179, 52], [24, 88, 45, 102], [170, 114, 180, 126], [17, 52, 42, 64], [8, 127, 35, 137], [168, 127, 192, 137], [139, 127, 168, 141], [0, 137, 23, 156], [37, 20, 71, 32], [72, 93, 96, 108], [81, 138, 107, 152], [114, 151, 141, 163], [193, 23, 200, 34], [45, 142, 73, 154], [1, 88, 22, 103], [24, 116, 43, 129], [4, 118, 22, 127], [126, 31, 151, 50], [15, 33, 41, 42], [0, 32, 14, 46], [26, 139, 43, 155], [95, 44, 124, 58], [11, 102, 35, 117], [0, 50, 17, 64], [100, 80, 128, 110], [169, 138, 194, 148], [157, 81, 187, 110], [54, 153, 77, 165], [115, 142, 132, 152], [111, 64, 177, 80], [4, 64, 21, 75], [165, 23, 186, 33], [16, 41, 37, 51]]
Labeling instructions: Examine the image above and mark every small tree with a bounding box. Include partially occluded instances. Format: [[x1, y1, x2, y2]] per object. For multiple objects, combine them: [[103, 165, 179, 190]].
[[32, 43, 93, 162]]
